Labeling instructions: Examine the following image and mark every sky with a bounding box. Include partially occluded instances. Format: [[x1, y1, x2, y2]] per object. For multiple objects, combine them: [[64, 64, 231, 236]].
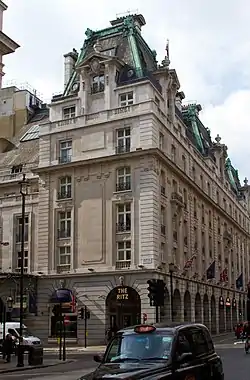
[[2, 0, 250, 181]]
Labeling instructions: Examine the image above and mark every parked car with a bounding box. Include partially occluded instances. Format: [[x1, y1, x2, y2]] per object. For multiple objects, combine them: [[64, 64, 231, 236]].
[[78, 322, 224, 380]]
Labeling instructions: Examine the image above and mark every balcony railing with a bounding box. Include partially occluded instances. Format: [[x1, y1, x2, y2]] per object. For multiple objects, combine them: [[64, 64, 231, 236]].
[[116, 222, 131, 232], [116, 182, 131, 192], [58, 229, 71, 239], [58, 190, 72, 200], [171, 192, 183, 204], [161, 224, 166, 235], [15, 267, 28, 274], [57, 264, 71, 273], [116, 260, 131, 269], [115, 144, 131, 154], [58, 155, 72, 164]]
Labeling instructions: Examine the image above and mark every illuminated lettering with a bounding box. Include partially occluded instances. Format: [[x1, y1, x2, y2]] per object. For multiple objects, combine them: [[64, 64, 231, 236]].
[[116, 294, 129, 300]]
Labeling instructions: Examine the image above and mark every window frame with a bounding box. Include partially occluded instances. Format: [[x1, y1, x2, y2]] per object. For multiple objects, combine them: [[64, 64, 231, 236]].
[[63, 106, 76, 119], [58, 245, 71, 266], [117, 241, 131, 262], [17, 250, 29, 272], [116, 167, 131, 191], [119, 92, 134, 107], [59, 176, 72, 199]]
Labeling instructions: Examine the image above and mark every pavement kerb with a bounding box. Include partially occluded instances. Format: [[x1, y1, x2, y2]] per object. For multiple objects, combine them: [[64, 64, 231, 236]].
[[0, 359, 75, 374]]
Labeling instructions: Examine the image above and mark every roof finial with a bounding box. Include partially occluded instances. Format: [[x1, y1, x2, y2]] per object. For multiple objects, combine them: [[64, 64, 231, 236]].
[[166, 39, 169, 59], [161, 39, 170, 68], [244, 177, 248, 187], [215, 134, 221, 144]]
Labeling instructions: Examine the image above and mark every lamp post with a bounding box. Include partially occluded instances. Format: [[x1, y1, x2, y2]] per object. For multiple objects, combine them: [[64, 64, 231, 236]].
[[169, 263, 176, 321], [17, 173, 29, 368], [3, 296, 13, 343]]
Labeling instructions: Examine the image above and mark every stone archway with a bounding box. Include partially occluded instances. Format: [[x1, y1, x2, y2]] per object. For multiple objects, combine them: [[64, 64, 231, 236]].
[[211, 295, 217, 334], [203, 294, 209, 329], [173, 289, 181, 321], [195, 293, 202, 323], [106, 285, 141, 331], [163, 288, 170, 321], [184, 291, 191, 322], [219, 296, 225, 333]]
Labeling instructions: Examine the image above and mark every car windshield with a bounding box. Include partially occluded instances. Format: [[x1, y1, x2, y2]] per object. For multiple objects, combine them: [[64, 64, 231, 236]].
[[105, 331, 173, 363], [16, 328, 33, 338]]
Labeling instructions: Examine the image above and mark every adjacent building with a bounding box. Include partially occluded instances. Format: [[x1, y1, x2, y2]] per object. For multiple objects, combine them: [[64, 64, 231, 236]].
[[0, 1, 19, 88], [0, 14, 249, 345]]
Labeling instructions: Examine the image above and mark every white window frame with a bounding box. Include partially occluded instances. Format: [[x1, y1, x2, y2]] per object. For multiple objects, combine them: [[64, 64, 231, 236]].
[[119, 92, 134, 107], [63, 106, 76, 119], [59, 176, 72, 198], [92, 75, 105, 93], [59, 246, 71, 265], [117, 203, 131, 231], [59, 140, 72, 162], [17, 250, 29, 272], [58, 211, 71, 238], [116, 127, 131, 153], [16, 216, 29, 243], [117, 241, 131, 262], [116, 167, 131, 191]]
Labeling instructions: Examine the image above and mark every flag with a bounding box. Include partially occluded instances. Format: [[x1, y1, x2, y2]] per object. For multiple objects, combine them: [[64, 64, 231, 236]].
[[183, 255, 196, 270], [206, 261, 215, 280], [220, 268, 228, 283], [236, 273, 243, 289]]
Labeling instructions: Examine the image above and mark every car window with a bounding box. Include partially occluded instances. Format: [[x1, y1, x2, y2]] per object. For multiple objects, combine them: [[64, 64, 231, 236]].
[[176, 332, 192, 357], [105, 332, 174, 362], [203, 329, 214, 353], [190, 329, 208, 355]]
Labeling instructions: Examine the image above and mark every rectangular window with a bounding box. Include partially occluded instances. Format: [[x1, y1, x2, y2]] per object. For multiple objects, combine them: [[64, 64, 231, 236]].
[[63, 106, 76, 119], [119, 92, 134, 107], [160, 242, 165, 262], [58, 211, 71, 239], [116, 128, 131, 154], [11, 165, 23, 174], [117, 241, 131, 262], [59, 140, 72, 163], [59, 246, 71, 265], [161, 206, 166, 235], [58, 176, 72, 199], [116, 167, 131, 192], [159, 133, 164, 150], [116, 203, 131, 232], [91, 75, 105, 94], [16, 216, 29, 243], [17, 250, 28, 273], [171, 145, 176, 162]]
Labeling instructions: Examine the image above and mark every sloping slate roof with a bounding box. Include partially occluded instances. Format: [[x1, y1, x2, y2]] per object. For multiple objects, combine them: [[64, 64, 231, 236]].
[[0, 109, 49, 169], [63, 14, 159, 97]]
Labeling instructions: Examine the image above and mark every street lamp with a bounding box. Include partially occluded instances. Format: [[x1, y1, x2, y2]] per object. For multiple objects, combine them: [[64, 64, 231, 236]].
[[17, 173, 29, 368], [169, 263, 176, 321], [2, 296, 13, 342]]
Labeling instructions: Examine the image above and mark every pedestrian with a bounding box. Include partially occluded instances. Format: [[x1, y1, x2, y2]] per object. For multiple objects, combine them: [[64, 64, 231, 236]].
[[3, 334, 13, 363]]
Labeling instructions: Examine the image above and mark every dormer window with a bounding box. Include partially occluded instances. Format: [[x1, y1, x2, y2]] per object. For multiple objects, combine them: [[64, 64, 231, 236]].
[[11, 165, 22, 174], [91, 75, 105, 94]]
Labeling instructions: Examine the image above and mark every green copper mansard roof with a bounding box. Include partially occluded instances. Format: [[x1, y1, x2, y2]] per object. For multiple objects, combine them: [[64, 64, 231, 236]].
[[63, 14, 159, 97]]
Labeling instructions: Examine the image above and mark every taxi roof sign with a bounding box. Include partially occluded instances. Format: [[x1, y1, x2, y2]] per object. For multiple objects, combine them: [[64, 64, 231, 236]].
[[134, 325, 156, 333]]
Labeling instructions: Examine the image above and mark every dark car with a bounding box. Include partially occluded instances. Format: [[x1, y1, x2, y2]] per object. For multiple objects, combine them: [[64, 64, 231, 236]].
[[78, 322, 224, 380]]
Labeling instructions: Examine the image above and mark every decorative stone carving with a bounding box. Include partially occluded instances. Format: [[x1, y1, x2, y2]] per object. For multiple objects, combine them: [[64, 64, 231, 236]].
[[76, 176, 82, 183], [90, 58, 101, 74]]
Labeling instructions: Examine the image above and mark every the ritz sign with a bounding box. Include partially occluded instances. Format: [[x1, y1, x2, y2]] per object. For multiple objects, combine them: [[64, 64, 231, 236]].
[[116, 287, 129, 300]]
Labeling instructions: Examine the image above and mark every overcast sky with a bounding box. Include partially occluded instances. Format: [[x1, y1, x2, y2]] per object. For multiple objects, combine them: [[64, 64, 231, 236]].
[[3, 0, 250, 181]]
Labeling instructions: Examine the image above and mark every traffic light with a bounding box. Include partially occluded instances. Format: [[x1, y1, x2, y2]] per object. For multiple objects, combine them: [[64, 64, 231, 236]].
[[147, 279, 158, 306], [78, 307, 84, 320], [147, 279, 166, 307], [78, 306, 91, 320]]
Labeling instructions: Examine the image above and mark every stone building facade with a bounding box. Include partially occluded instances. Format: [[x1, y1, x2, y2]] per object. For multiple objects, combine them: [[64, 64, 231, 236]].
[[0, 14, 249, 345]]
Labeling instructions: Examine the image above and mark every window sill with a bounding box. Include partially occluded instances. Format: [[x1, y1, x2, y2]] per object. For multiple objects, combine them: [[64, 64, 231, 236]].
[[57, 197, 72, 202], [113, 189, 132, 194]]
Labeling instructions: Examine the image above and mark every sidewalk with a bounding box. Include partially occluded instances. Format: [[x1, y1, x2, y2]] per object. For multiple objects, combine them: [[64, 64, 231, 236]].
[[44, 345, 106, 353], [0, 357, 74, 374]]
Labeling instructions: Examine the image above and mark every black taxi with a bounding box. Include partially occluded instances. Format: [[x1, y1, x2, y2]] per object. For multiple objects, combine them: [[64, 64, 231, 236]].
[[78, 322, 224, 380]]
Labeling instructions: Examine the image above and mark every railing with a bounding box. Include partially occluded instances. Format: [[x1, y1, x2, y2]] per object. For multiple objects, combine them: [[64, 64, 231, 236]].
[[116, 260, 131, 269], [57, 264, 71, 273], [58, 190, 72, 200], [171, 192, 183, 204], [58, 155, 72, 164], [58, 229, 71, 239], [116, 223, 131, 232], [116, 182, 131, 192]]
